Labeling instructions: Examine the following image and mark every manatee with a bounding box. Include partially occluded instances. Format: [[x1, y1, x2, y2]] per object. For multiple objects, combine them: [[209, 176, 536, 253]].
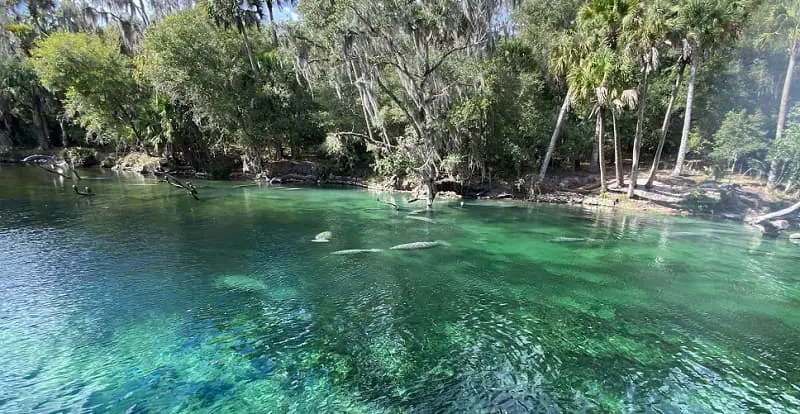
[[331, 248, 383, 255], [312, 231, 332, 242], [215, 275, 268, 292], [549, 237, 600, 243], [389, 241, 450, 250], [406, 215, 436, 224]]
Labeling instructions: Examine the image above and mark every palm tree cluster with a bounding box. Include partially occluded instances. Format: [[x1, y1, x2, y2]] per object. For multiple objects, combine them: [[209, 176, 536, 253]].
[[538, 0, 756, 195], [2, 0, 800, 196]]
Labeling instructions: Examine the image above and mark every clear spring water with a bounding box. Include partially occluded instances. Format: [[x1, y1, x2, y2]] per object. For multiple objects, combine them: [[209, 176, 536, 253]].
[[0, 165, 798, 413]]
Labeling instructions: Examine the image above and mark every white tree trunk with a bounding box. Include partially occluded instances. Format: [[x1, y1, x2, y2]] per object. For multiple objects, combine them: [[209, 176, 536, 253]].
[[539, 87, 572, 182], [597, 109, 606, 193], [612, 110, 623, 188], [646, 60, 686, 188], [767, 45, 797, 189], [748, 200, 800, 224], [627, 69, 650, 197], [673, 57, 698, 176]]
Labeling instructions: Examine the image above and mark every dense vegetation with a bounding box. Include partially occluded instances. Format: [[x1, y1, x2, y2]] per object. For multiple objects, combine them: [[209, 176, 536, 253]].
[[2, 0, 799, 202]]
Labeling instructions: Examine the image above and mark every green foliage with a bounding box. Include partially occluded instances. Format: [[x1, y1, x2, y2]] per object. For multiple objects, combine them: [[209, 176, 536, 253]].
[[137, 8, 322, 169], [711, 110, 768, 171], [0, 0, 796, 186], [31, 32, 150, 145]]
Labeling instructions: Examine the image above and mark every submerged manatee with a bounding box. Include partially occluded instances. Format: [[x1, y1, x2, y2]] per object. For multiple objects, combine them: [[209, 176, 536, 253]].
[[215, 275, 268, 292], [389, 241, 450, 250], [549, 237, 600, 243], [312, 231, 332, 242], [406, 215, 436, 224], [331, 248, 383, 255]]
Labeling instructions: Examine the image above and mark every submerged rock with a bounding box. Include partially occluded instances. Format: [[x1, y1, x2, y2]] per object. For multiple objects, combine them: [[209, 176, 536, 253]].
[[182, 379, 233, 406], [754, 221, 780, 238], [250, 356, 277, 376], [770, 219, 791, 230]]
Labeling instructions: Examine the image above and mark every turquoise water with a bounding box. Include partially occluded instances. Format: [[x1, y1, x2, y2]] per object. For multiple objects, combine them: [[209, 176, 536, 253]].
[[1, 165, 799, 413]]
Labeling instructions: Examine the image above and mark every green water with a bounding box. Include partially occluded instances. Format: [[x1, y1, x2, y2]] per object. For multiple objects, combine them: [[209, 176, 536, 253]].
[[1, 165, 799, 413]]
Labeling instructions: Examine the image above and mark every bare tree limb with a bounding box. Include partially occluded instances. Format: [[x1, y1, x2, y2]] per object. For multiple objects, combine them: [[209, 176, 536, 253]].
[[747, 200, 800, 224]]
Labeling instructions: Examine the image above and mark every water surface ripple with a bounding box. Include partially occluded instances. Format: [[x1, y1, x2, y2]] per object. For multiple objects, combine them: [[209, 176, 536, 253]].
[[1, 166, 799, 412]]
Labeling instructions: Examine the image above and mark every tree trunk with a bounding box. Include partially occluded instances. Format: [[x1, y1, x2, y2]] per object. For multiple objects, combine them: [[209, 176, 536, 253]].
[[138, 0, 150, 26], [589, 143, 599, 173], [597, 109, 606, 193], [59, 117, 70, 147], [627, 68, 650, 197], [673, 57, 698, 176], [425, 178, 436, 209], [0, 116, 13, 150], [238, 19, 260, 80], [612, 109, 623, 188], [31, 96, 49, 150], [646, 60, 686, 188], [767, 44, 797, 190], [538, 87, 571, 182], [748, 200, 800, 224], [267, 4, 279, 46]]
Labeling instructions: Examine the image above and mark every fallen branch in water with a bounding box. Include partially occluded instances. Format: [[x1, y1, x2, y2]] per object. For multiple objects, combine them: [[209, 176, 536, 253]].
[[72, 184, 94, 196], [377, 198, 399, 210], [161, 173, 199, 200], [24, 155, 94, 195], [747, 200, 800, 224], [38, 163, 72, 179]]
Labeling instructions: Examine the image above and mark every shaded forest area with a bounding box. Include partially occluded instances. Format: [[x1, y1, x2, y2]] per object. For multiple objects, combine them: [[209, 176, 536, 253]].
[[2, 0, 800, 208]]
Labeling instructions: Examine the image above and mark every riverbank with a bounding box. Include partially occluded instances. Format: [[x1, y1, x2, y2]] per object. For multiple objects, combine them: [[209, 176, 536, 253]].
[[4, 148, 798, 236]]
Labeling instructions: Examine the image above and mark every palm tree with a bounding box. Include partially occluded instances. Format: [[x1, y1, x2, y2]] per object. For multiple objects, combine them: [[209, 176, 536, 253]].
[[264, 0, 295, 45], [645, 38, 690, 188], [206, 0, 262, 80], [610, 88, 638, 187], [538, 31, 590, 182], [671, 0, 745, 176], [764, 0, 800, 189], [621, 0, 668, 196], [568, 47, 622, 193]]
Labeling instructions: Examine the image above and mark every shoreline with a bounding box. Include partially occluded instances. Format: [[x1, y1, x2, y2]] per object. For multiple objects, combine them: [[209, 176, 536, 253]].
[[4, 150, 798, 235]]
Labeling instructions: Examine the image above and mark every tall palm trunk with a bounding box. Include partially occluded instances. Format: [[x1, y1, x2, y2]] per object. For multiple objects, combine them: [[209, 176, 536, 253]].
[[767, 43, 798, 190], [627, 69, 650, 197], [267, 4, 279, 46], [612, 109, 623, 188], [673, 57, 698, 176], [138, 0, 150, 26], [539, 87, 572, 182], [596, 108, 607, 193], [237, 18, 260, 80], [646, 60, 686, 188]]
